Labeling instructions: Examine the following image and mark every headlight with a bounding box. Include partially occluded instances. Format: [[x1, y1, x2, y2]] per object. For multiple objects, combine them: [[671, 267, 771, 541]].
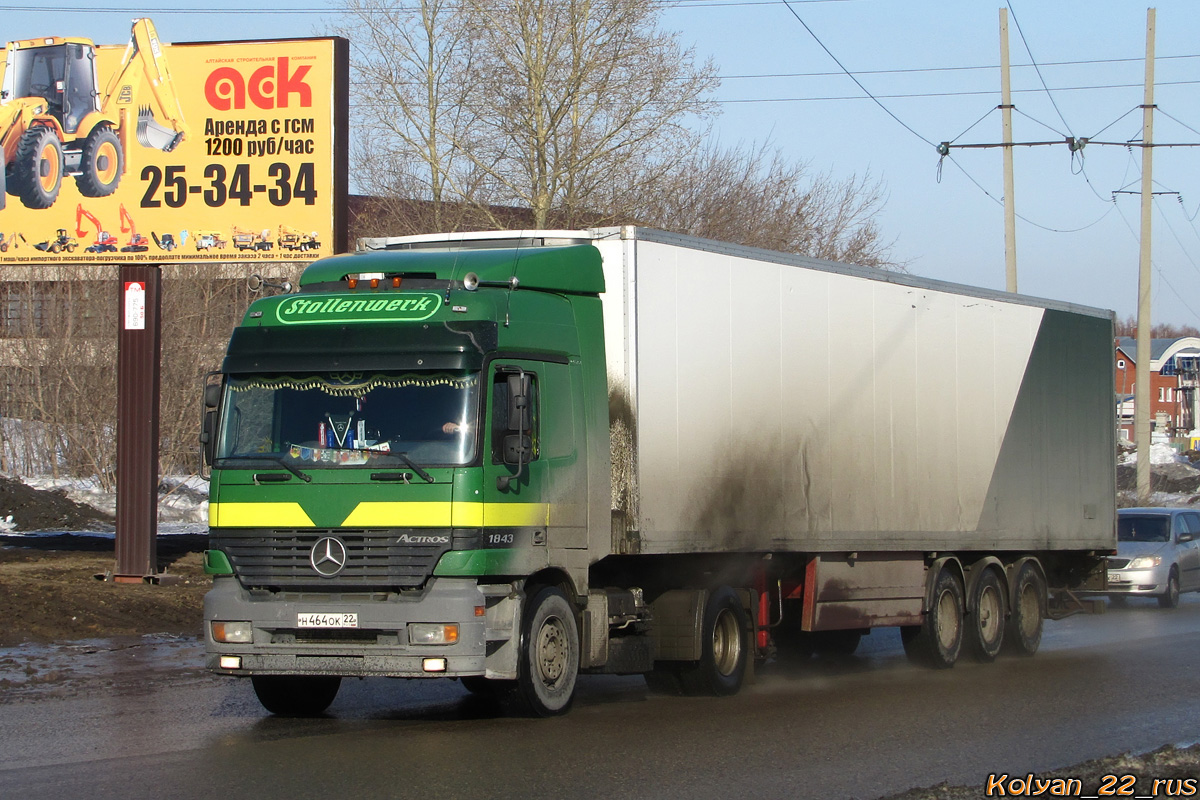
[[408, 623, 459, 645], [211, 621, 253, 643], [1127, 555, 1163, 570]]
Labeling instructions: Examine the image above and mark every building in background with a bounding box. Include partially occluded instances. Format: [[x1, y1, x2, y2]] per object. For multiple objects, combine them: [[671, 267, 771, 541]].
[[1114, 337, 1200, 443]]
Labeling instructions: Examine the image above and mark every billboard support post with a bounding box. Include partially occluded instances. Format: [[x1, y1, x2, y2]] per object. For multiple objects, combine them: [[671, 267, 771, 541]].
[[113, 264, 162, 583]]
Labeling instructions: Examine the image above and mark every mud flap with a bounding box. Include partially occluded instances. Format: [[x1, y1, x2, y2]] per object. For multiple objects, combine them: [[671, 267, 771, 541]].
[[482, 585, 522, 680]]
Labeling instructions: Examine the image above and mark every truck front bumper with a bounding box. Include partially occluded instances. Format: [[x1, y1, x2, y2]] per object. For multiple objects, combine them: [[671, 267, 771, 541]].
[[204, 576, 491, 678]]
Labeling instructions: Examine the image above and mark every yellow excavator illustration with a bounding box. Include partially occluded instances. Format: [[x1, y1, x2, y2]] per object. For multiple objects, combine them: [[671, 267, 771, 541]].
[[0, 18, 189, 210]]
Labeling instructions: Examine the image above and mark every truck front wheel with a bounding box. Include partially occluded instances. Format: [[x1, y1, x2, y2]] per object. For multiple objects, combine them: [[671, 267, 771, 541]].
[[678, 586, 749, 696], [511, 586, 579, 717], [251, 675, 341, 716]]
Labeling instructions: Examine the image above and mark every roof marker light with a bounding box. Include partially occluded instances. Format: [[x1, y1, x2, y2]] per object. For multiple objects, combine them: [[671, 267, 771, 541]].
[[347, 277, 358, 289], [392, 276, 402, 288], [370, 278, 379, 289]]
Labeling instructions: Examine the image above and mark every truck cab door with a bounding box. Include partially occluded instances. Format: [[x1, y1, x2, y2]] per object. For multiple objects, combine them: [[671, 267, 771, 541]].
[[483, 359, 587, 551]]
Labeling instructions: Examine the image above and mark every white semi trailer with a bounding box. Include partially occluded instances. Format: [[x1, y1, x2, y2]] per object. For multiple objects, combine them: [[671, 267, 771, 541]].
[[204, 227, 1115, 716]]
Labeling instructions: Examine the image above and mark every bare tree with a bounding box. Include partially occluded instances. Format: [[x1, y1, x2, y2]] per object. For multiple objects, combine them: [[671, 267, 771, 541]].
[[335, 0, 718, 230], [626, 140, 898, 269]]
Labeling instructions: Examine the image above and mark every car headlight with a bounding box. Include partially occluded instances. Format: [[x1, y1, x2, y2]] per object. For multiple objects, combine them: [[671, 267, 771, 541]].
[[1127, 555, 1162, 570]]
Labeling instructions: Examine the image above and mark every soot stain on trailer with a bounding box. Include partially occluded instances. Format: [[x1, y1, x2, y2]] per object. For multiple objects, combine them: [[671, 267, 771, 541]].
[[609, 384, 640, 551], [686, 438, 823, 552]]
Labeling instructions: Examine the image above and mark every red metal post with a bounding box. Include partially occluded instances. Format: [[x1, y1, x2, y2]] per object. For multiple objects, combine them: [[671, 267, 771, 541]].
[[113, 265, 162, 582]]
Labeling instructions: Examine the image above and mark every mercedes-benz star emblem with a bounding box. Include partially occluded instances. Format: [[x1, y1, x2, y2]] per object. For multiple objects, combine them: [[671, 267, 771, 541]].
[[310, 537, 348, 577]]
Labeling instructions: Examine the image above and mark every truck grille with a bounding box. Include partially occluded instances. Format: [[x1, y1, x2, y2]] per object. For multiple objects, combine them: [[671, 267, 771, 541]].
[[210, 529, 453, 591]]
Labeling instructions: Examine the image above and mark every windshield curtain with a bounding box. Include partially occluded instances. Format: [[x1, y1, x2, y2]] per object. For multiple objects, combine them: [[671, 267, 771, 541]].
[[1117, 516, 1170, 543], [216, 370, 479, 467]]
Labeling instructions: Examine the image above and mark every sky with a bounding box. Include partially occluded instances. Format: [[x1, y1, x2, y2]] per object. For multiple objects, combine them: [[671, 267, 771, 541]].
[[5, 0, 1200, 327]]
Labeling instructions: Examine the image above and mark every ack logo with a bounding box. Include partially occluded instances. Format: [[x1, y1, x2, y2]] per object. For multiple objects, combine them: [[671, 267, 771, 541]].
[[205, 57, 312, 111]]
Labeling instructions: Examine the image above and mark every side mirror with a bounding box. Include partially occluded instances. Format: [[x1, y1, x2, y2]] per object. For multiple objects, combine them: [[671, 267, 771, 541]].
[[498, 370, 531, 490], [200, 377, 222, 468], [1178, 533, 1193, 544], [506, 374, 530, 431], [502, 433, 532, 465]]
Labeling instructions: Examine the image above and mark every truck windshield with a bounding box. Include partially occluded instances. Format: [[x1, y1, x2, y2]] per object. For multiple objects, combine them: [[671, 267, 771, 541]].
[[216, 370, 480, 468], [1117, 516, 1170, 543]]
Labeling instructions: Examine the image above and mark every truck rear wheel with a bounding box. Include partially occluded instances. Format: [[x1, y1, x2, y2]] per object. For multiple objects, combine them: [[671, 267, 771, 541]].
[[901, 568, 963, 669], [13, 128, 63, 210], [510, 586, 579, 717], [677, 586, 749, 696], [251, 675, 341, 716], [965, 569, 1006, 662], [1004, 562, 1045, 656]]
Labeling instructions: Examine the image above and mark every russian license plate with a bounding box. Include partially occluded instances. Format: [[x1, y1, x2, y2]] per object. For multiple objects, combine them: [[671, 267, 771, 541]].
[[1108, 572, 1127, 583], [297, 612, 359, 628]]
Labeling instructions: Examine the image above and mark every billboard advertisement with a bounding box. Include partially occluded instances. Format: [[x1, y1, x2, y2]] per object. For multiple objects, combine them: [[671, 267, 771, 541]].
[[0, 21, 347, 263]]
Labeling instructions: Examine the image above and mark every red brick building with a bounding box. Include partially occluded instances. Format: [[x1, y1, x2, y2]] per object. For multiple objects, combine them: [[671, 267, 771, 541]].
[[1115, 337, 1200, 441]]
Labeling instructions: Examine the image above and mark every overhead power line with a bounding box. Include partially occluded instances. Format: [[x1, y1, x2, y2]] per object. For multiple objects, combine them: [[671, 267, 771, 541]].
[[777, 0, 935, 147], [719, 53, 1200, 81], [717, 79, 1200, 104]]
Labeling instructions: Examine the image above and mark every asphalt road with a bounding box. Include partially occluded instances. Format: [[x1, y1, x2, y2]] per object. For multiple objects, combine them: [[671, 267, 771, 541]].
[[3, 595, 1200, 800]]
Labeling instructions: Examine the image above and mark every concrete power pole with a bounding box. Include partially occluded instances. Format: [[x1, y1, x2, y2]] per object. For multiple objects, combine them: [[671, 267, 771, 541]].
[[1135, 7, 1156, 502], [1000, 7, 1018, 293]]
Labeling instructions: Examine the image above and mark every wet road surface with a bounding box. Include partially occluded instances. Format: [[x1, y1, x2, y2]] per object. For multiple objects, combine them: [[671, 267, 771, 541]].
[[3, 595, 1199, 799]]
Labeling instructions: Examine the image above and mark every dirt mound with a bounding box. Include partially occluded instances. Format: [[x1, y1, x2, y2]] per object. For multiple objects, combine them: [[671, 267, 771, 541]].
[[1116, 462, 1200, 495], [0, 475, 115, 532]]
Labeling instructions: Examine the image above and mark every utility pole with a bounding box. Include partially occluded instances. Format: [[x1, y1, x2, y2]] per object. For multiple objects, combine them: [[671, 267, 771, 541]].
[[1135, 7, 1156, 502], [1000, 7, 1017, 293]]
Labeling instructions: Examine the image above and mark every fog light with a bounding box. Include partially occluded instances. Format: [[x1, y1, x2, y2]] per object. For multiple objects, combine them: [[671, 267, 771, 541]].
[[423, 658, 447, 672], [211, 621, 253, 643], [409, 623, 459, 645], [219, 656, 242, 670]]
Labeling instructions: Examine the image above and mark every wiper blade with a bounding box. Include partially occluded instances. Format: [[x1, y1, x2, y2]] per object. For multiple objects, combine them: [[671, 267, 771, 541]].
[[393, 451, 435, 484], [216, 455, 311, 482]]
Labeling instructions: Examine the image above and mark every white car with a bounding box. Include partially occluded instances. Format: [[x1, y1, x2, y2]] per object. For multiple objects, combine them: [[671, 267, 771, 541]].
[[1108, 508, 1200, 608]]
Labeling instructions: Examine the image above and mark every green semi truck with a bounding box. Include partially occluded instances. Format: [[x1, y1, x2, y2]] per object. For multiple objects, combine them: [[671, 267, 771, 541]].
[[202, 227, 1116, 717]]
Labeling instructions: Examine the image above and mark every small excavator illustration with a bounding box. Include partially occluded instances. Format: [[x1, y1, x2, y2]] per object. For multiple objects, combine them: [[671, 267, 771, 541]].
[[118, 203, 148, 252], [0, 231, 27, 252], [32, 228, 75, 253], [75, 203, 117, 252]]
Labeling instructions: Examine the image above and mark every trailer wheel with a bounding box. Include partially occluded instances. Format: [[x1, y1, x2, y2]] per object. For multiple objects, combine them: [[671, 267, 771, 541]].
[[75, 126, 123, 197], [13, 128, 63, 209], [678, 586, 749, 696], [965, 569, 1006, 662], [510, 586, 579, 717], [1004, 562, 1045, 657], [251, 675, 341, 716], [901, 568, 963, 669]]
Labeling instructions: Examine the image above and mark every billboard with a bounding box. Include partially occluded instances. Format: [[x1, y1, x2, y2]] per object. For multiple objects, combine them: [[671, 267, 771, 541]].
[[0, 22, 347, 263]]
